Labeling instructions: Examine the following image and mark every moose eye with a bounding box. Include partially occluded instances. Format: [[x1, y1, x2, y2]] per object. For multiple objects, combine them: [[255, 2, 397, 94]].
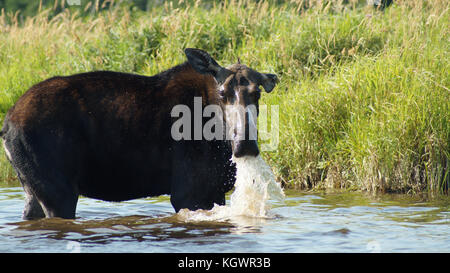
[[240, 77, 249, 86], [218, 86, 225, 97]]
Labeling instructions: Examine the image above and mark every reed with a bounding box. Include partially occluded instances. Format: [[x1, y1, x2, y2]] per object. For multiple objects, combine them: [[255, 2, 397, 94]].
[[0, 0, 448, 193]]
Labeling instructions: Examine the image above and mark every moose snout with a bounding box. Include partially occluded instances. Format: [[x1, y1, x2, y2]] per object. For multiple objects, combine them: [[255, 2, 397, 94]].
[[233, 139, 259, 158], [229, 105, 260, 158]]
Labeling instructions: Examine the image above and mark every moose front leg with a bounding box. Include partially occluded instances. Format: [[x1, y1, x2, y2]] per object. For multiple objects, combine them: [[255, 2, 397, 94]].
[[170, 142, 226, 212]]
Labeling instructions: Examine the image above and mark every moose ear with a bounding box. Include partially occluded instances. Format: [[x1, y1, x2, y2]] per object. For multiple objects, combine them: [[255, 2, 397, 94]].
[[260, 73, 279, 93], [184, 48, 231, 84], [184, 48, 221, 75]]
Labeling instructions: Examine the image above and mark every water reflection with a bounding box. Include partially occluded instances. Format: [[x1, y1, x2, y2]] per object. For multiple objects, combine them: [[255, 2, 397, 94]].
[[11, 214, 239, 246], [0, 187, 449, 252]]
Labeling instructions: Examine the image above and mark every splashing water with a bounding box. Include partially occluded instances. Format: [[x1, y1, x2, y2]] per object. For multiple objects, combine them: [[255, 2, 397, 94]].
[[177, 155, 284, 222], [229, 155, 284, 217]]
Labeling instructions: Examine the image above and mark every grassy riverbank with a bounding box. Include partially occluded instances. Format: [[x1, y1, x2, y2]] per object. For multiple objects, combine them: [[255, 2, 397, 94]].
[[0, 0, 448, 193]]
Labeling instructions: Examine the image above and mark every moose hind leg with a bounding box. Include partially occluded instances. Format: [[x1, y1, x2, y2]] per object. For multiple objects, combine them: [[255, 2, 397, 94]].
[[39, 192, 78, 219], [21, 176, 78, 219], [22, 191, 45, 220]]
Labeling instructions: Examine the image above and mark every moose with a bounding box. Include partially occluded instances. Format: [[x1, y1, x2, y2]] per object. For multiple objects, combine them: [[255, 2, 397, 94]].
[[1, 48, 278, 219]]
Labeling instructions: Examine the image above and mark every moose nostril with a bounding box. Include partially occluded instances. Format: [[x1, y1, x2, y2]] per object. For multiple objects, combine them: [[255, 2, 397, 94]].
[[233, 140, 260, 158]]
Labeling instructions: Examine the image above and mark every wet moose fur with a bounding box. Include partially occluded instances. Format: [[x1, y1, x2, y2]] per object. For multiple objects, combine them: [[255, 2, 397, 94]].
[[1, 48, 277, 219]]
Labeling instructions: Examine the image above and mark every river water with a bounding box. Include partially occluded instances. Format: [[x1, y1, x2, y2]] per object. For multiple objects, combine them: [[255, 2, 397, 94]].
[[0, 156, 448, 253]]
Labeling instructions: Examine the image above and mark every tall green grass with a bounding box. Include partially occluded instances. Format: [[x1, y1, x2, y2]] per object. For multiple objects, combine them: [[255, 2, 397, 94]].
[[0, 0, 448, 193]]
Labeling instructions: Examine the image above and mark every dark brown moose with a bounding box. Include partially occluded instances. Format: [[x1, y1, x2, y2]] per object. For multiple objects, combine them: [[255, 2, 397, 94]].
[[1, 48, 278, 219]]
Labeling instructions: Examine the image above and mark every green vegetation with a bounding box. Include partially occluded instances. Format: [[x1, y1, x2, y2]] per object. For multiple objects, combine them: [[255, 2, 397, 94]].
[[0, 0, 448, 193]]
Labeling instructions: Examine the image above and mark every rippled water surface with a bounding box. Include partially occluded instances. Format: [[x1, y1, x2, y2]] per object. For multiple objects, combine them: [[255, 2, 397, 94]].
[[0, 186, 449, 253]]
